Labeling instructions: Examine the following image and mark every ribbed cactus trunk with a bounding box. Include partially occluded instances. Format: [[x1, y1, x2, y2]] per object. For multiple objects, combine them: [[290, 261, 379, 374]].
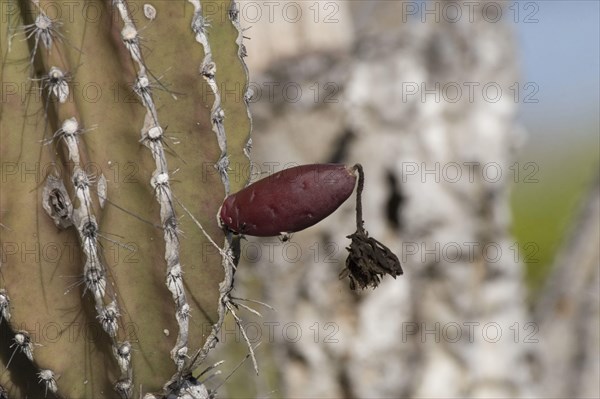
[[0, 0, 251, 397]]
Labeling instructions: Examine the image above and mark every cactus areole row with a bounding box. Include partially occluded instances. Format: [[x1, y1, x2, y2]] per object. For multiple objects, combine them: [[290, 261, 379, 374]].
[[219, 163, 404, 289]]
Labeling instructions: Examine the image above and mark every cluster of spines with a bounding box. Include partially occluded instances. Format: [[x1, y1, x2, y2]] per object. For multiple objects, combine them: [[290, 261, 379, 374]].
[[111, 0, 191, 380], [37, 370, 58, 397], [21, 5, 62, 72]]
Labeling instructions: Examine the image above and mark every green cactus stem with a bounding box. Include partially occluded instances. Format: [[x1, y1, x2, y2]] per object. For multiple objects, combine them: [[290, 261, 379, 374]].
[[0, 0, 251, 397]]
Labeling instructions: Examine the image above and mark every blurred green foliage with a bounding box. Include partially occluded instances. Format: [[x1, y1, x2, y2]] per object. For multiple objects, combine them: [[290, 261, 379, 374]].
[[511, 132, 599, 298]]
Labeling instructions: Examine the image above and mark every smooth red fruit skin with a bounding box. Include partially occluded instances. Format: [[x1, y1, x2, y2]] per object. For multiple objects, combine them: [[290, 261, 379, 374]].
[[219, 164, 357, 237]]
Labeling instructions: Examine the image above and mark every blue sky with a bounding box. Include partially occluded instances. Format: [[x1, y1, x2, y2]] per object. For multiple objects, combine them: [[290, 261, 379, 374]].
[[515, 1, 599, 136]]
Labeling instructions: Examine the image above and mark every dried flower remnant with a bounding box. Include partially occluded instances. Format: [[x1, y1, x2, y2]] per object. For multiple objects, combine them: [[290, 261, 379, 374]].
[[341, 164, 403, 290]]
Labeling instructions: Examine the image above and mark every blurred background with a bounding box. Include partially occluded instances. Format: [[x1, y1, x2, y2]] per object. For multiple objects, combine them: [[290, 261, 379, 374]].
[[209, 1, 599, 397], [511, 0, 598, 294]]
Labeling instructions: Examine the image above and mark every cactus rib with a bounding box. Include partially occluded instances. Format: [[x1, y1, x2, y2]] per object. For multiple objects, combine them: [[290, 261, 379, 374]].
[[16, 0, 129, 395], [229, 0, 253, 161], [111, 0, 191, 374], [183, 0, 257, 376]]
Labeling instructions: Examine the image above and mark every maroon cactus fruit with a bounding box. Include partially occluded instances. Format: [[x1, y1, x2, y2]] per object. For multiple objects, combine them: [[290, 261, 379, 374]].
[[219, 164, 357, 236], [219, 163, 403, 290]]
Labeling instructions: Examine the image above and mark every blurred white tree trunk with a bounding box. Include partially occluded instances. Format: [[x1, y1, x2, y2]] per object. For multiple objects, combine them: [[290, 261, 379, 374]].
[[239, 2, 543, 397]]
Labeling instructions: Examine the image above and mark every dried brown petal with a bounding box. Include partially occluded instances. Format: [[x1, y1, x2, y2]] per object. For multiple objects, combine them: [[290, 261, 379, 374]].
[[342, 229, 403, 290]]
